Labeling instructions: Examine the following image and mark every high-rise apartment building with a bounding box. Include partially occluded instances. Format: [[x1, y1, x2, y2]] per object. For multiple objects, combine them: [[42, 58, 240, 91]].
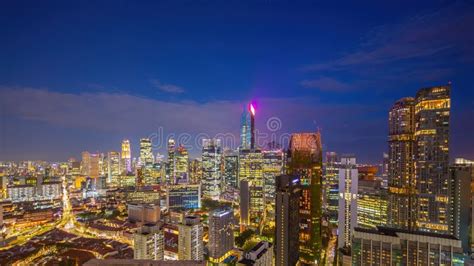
[[121, 139, 132, 174], [388, 97, 416, 230], [202, 139, 222, 200], [134, 224, 164, 260], [275, 175, 301, 266], [178, 216, 203, 261], [337, 155, 358, 249], [208, 208, 235, 263], [287, 132, 323, 264], [415, 85, 451, 234]]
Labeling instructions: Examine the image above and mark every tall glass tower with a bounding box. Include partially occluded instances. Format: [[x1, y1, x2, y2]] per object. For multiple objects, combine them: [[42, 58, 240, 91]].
[[240, 103, 255, 150]]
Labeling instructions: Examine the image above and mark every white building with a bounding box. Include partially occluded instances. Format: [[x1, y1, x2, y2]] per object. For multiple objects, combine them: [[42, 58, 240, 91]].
[[8, 185, 35, 202], [238, 241, 273, 266], [178, 216, 203, 260], [134, 224, 164, 260], [40, 181, 62, 199], [338, 155, 358, 249], [208, 208, 234, 263]]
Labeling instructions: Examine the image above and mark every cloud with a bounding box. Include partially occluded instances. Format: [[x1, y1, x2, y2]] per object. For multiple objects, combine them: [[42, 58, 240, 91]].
[[150, 79, 185, 93], [300, 77, 353, 92], [302, 3, 474, 75]]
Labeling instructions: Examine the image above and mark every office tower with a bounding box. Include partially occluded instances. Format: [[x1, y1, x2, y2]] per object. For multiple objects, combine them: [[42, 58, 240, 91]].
[[238, 149, 264, 228], [107, 151, 120, 184], [388, 97, 416, 230], [134, 224, 164, 260], [168, 138, 176, 182], [121, 139, 132, 173], [287, 132, 323, 264], [415, 85, 451, 234], [239, 180, 250, 230], [166, 184, 201, 210], [208, 208, 235, 263], [240, 103, 256, 149], [81, 151, 91, 176], [352, 227, 464, 265], [238, 241, 273, 266], [140, 138, 154, 167], [88, 153, 100, 180], [275, 175, 301, 266], [357, 178, 388, 230], [178, 216, 204, 260], [262, 149, 285, 218], [223, 149, 239, 189], [201, 139, 222, 200], [337, 155, 358, 249], [449, 159, 474, 253], [323, 151, 339, 225], [189, 159, 203, 184], [127, 203, 160, 224], [175, 145, 189, 183]]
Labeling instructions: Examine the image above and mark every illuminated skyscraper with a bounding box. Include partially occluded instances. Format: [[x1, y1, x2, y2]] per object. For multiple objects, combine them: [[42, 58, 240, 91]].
[[175, 145, 189, 183], [238, 149, 264, 228], [262, 149, 285, 218], [275, 175, 301, 266], [415, 85, 451, 234], [357, 178, 388, 230], [202, 139, 222, 199], [337, 155, 358, 249], [139, 138, 154, 167], [89, 153, 100, 180], [223, 149, 239, 189], [121, 139, 132, 174], [240, 103, 256, 150], [288, 132, 323, 264], [189, 159, 203, 184], [168, 138, 176, 182], [107, 151, 120, 184], [134, 224, 164, 260], [208, 208, 235, 263], [323, 151, 339, 225], [81, 151, 91, 176], [387, 97, 416, 230]]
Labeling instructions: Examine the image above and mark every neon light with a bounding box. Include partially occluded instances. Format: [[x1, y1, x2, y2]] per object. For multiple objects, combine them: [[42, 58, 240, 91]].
[[249, 103, 255, 116]]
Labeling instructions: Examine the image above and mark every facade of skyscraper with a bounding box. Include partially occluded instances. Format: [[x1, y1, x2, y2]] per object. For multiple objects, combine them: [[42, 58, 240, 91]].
[[323, 151, 339, 225], [415, 85, 451, 234], [357, 179, 388, 230], [201, 138, 222, 200], [388, 97, 416, 230], [287, 132, 323, 264], [223, 149, 239, 189], [178, 215, 203, 261], [121, 139, 132, 174], [262, 149, 285, 217], [139, 138, 154, 167], [238, 149, 264, 228], [166, 184, 201, 210], [168, 138, 176, 183], [337, 155, 358, 249], [175, 145, 189, 184], [189, 159, 203, 184], [208, 208, 235, 263], [107, 151, 120, 184], [240, 103, 255, 150], [275, 175, 301, 266]]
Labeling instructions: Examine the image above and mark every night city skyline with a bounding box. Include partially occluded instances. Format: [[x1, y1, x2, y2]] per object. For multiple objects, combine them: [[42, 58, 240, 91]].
[[1, 1, 474, 163]]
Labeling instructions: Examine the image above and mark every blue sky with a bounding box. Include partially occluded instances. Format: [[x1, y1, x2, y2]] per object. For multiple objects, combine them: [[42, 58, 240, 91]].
[[1, 1, 473, 163]]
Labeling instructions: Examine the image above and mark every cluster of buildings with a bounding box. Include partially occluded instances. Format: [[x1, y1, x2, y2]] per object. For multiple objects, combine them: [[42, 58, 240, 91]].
[[1, 84, 473, 266]]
